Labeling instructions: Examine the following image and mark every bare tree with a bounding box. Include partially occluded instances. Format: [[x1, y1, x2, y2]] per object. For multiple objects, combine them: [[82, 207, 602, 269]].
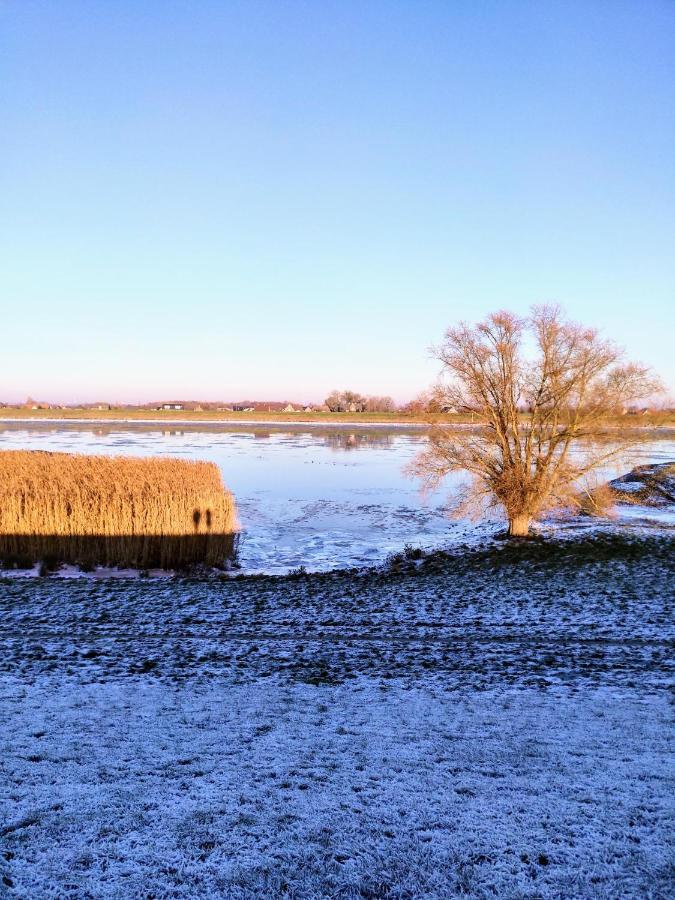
[[325, 390, 378, 413], [342, 391, 367, 412], [409, 306, 660, 536], [324, 391, 345, 412], [400, 391, 439, 416], [365, 395, 396, 413]]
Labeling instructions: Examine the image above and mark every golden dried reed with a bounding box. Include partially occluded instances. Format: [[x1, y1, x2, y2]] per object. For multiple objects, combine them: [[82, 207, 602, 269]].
[[0, 450, 239, 569]]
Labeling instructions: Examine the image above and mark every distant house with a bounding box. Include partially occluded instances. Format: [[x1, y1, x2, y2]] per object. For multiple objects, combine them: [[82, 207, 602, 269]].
[[161, 403, 184, 411], [283, 404, 296, 412]]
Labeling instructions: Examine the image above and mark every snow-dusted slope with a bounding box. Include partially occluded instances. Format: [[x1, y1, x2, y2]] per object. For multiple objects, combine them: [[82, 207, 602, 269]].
[[610, 461, 675, 507]]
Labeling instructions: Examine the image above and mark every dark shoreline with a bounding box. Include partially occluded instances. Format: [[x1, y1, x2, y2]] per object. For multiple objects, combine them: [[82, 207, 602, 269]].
[[2, 527, 672, 581]]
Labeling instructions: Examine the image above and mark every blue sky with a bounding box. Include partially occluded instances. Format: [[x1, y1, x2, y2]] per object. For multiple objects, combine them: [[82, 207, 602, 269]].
[[1, 1, 674, 403]]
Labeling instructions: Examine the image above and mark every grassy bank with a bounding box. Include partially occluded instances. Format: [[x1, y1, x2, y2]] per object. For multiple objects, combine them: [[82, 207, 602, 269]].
[[0, 407, 447, 425], [0, 450, 238, 569], [2, 406, 674, 428]]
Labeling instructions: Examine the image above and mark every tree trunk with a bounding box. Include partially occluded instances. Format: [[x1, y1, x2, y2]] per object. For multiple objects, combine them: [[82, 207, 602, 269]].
[[508, 514, 531, 537]]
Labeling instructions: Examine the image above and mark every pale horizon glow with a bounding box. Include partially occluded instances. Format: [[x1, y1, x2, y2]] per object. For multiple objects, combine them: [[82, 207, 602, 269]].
[[1, 1, 674, 404]]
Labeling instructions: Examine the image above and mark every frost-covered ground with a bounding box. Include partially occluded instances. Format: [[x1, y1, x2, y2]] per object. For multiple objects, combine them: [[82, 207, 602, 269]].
[[1, 535, 674, 898]]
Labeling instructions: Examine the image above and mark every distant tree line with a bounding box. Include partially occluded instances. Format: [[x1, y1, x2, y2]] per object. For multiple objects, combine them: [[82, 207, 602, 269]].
[[324, 391, 397, 413]]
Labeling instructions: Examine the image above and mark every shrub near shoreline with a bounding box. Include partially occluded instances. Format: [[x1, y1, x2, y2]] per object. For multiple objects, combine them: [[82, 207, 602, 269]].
[[0, 450, 238, 569]]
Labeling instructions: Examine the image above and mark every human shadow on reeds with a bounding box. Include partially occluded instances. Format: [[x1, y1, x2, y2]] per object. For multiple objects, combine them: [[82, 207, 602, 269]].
[[0, 450, 240, 570], [0, 532, 239, 570]]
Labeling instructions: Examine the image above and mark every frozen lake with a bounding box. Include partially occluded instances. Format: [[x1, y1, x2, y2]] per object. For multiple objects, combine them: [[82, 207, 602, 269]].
[[1, 422, 674, 573]]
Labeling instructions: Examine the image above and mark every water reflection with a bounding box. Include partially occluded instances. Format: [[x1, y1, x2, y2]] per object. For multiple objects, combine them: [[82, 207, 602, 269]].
[[0, 421, 421, 450], [322, 431, 395, 451]]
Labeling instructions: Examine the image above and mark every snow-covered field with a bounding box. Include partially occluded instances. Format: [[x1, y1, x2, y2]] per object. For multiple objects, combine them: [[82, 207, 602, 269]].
[[1, 535, 674, 898]]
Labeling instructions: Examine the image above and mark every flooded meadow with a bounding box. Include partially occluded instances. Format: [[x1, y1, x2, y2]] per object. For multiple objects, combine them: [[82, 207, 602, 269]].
[[1, 421, 673, 573]]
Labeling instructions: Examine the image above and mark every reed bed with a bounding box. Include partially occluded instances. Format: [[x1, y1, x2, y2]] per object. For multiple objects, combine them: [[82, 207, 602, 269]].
[[0, 450, 238, 569]]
